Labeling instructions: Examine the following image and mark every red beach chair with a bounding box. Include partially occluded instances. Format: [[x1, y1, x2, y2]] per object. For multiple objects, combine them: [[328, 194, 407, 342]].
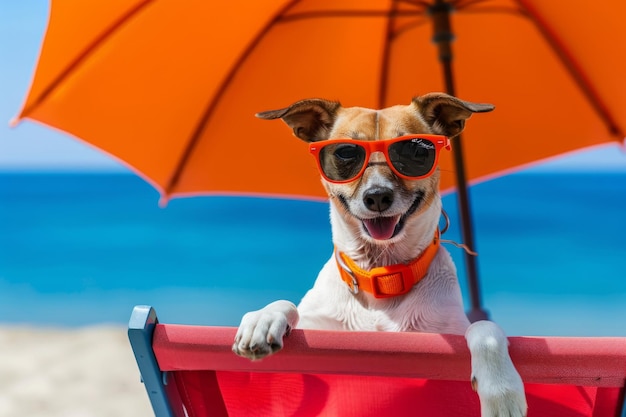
[[128, 305, 626, 417]]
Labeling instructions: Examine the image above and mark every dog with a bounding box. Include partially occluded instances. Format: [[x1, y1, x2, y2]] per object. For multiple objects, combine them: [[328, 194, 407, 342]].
[[232, 92, 527, 417]]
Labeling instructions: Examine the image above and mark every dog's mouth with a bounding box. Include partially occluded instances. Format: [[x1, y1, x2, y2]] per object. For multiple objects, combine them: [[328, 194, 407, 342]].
[[362, 216, 401, 240], [360, 191, 425, 241]]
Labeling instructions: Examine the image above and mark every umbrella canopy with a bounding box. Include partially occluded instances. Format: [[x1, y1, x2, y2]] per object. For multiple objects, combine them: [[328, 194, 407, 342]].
[[12, 1, 626, 320], [14, 0, 626, 202]]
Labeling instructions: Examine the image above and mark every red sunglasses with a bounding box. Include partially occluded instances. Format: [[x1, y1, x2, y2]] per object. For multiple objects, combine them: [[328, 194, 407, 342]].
[[309, 134, 451, 183]]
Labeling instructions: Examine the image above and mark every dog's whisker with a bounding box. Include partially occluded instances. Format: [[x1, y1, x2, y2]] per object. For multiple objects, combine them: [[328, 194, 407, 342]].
[[371, 243, 393, 265]]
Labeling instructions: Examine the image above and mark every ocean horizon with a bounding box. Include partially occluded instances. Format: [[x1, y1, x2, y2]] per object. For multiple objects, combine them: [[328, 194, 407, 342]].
[[1, 170, 625, 337]]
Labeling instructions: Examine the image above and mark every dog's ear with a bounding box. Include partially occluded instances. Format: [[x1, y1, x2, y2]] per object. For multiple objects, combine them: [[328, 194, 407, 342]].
[[256, 99, 341, 142], [412, 93, 494, 138]]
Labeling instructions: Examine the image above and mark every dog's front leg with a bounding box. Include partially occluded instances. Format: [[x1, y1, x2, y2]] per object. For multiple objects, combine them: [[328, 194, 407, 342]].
[[466, 321, 527, 417], [232, 300, 299, 361]]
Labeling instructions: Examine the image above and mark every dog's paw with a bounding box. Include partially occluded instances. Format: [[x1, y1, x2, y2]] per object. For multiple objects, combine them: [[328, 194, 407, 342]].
[[471, 374, 527, 417], [232, 300, 298, 361], [232, 310, 288, 360], [466, 321, 527, 417]]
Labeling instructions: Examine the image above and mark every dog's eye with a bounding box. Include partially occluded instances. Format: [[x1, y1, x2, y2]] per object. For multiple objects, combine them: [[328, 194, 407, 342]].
[[388, 140, 436, 177], [390, 142, 428, 162], [334, 144, 360, 160]]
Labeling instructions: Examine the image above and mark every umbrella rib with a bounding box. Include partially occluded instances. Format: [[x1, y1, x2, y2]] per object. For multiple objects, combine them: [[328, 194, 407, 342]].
[[456, 6, 529, 17], [514, 0, 624, 138], [378, 0, 399, 109], [19, 0, 156, 118], [279, 9, 423, 22], [452, 0, 491, 9], [164, 0, 303, 196], [377, 1, 430, 106], [390, 19, 429, 40], [398, 0, 431, 6]]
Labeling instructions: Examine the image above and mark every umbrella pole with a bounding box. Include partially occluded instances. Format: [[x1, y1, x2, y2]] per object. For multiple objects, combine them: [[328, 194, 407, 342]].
[[430, 0, 489, 322]]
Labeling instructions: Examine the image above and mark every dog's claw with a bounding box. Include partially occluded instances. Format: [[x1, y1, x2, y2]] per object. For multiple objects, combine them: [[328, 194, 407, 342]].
[[233, 300, 298, 361], [471, 376, 478, 392]]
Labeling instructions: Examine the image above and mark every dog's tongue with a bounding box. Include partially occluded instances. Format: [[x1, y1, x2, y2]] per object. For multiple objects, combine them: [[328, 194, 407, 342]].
[[363, 216, 401, 240]]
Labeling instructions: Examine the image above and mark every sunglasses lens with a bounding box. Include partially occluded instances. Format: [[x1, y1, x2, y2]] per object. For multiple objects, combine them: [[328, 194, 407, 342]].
[[388, 139, 436, 177], [319, 143, 367, 181]]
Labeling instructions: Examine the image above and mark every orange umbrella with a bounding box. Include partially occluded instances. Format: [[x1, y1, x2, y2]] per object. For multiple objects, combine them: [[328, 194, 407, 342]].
[[13, 0, 626, 317]]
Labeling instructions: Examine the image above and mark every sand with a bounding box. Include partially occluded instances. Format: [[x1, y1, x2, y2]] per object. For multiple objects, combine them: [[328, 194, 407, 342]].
[[0, 325, 154, 417]]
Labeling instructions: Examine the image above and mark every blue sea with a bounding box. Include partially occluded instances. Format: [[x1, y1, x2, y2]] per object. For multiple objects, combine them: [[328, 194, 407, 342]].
[[1, 171, 625, 337]]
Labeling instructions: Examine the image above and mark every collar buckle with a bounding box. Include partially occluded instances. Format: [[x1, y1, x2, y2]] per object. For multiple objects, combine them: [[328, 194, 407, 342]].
[[335, 250, 359, 295]]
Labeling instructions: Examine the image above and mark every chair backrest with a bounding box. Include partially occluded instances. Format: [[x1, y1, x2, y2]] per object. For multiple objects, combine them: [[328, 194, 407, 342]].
[[128, 306, 626, 417]]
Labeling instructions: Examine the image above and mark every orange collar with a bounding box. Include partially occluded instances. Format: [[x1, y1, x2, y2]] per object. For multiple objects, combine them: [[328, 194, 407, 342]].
[[335, 230, 440, 299]]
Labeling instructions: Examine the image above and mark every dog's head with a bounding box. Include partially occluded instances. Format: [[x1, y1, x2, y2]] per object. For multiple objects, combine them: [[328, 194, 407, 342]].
[[257, 93, 493, 252]]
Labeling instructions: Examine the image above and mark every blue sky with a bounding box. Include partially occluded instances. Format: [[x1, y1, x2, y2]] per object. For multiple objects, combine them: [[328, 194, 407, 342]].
[[1, 1, 625, 172]]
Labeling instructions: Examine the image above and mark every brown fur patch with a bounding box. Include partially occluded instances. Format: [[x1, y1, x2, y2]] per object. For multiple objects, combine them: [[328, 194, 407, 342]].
[[328, 104, 434, 141]]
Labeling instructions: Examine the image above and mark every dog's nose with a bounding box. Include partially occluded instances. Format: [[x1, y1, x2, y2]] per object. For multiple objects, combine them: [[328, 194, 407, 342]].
[[363, 187, 394, 212]]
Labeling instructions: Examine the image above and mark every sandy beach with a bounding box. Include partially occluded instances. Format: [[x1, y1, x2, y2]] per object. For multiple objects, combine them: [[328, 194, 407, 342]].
[[0, 325, 153, 417]]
